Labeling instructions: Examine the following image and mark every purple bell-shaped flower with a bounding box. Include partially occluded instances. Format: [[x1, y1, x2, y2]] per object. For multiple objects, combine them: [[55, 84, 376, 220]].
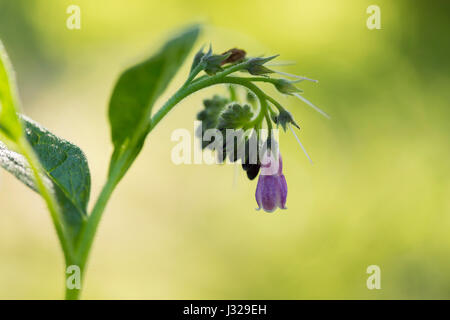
[[255, 152, 287, 212]]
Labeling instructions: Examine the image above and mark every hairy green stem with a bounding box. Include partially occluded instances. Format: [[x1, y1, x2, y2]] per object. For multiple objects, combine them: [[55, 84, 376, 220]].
[[240, 76, 277, 85], [184, 62, 205, 86], [228, 85, 237, 101], [65, 150, 127, 300]]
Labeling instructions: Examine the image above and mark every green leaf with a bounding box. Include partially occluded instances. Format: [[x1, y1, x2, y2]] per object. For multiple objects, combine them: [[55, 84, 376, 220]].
[[108, 25, 200, 176], [0, 40, 23, 141], [218, 103, 253, 129], [0, 115, 91, 242]]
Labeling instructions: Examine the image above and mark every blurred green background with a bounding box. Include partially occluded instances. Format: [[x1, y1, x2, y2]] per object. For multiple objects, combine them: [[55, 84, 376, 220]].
[[0, 0, 449, 299]]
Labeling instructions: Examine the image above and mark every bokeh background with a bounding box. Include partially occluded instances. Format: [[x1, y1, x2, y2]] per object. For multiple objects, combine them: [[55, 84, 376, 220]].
[[0, 0, 449, 299]]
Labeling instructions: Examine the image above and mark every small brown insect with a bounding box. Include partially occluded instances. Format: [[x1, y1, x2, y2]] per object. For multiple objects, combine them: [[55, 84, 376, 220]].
[[221, 48, 246, 65]]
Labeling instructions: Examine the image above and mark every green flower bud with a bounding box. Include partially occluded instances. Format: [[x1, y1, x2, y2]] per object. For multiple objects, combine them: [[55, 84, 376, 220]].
[[245, 55, 278, 76], [190, 46, 233, 75], [247, 64, 273, 76], [196, 95, 229, 149], [190, 46, 206, 73], [274, 79, 302, 95], [202, 46, 232, 75], [274, 109, 300, 131]]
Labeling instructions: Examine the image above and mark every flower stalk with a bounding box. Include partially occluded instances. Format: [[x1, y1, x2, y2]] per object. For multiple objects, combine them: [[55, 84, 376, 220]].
[[65, 56, 274, 299], [0, 30, 326, 300]]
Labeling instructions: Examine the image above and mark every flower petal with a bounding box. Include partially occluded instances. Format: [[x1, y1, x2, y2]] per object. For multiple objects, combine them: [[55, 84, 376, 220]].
[[255, 175, 263, 210], [259, 175, 279, 212], [279, 174, 288, 209], [278, 155, 283, 175]]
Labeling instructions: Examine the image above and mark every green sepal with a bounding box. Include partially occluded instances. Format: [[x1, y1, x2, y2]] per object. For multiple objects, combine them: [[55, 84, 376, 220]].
[[273, 109, 300, 131]]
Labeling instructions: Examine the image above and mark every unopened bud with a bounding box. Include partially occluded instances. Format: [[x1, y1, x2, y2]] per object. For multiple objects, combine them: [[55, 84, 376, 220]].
[[274, 79, 302, 95], [245, 55, 278, 76], [275, 109, 300, 131]]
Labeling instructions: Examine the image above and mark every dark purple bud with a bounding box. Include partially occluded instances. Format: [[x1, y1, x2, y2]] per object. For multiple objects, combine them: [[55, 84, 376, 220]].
[[245, 163, 260, 180]]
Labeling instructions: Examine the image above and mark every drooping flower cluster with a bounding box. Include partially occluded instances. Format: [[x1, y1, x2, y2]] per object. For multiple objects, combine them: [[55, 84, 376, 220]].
[[192, 46, 328, 212]]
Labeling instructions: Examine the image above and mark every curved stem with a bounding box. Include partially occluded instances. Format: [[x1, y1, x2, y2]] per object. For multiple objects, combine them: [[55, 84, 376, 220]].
[[265, 95, 286, 112], [70, 71, 269, 300], [267, 102, 277, 116], [183, 62, 205, 86], [188, 60, 250, 86], [238, 76, 277, 85], [151, 75, 266, 129], [265, 109, 273, 131]]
